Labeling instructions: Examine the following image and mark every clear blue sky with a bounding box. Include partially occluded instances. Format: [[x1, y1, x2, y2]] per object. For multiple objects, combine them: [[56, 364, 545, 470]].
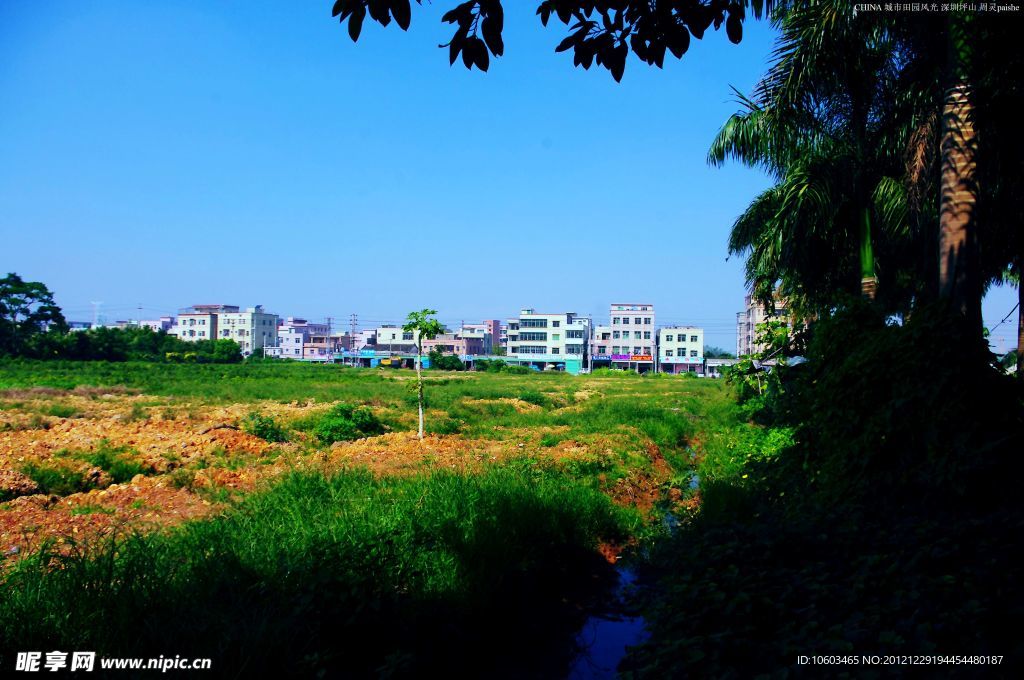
[[0, 1, 1017, 352]]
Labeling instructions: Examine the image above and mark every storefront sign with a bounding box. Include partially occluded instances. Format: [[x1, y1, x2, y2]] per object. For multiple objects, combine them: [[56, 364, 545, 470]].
[[593, 354, 613, 361], [630, 354, 653, 362], [611, 354, 631, 361]]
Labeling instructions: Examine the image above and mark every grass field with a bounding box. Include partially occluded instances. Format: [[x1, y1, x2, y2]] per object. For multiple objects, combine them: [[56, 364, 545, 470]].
[[0, 359, 761, 675]]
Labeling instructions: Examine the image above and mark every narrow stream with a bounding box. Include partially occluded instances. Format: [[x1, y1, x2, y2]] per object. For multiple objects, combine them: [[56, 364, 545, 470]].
[[567, 470, 697, 677], [567, 566, 648, 679]]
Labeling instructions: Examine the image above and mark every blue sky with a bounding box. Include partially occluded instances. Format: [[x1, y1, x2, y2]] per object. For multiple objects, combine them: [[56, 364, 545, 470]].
[[0, 1, 1017, 352]]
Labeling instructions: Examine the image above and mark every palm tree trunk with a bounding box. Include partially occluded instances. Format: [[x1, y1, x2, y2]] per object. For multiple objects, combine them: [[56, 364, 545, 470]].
[[938, 12, 983, 333], [860, 206, 877, 299], [416, 341, 425, 439]]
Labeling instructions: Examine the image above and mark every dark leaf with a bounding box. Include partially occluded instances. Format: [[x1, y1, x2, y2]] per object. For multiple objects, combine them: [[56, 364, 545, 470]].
[[472, 37, 490, 71], [331, 0, 348, 18], [349, 5, 366, 41], [555, 33, 578, 53], [482, 16, 504, 56], [726, 14, 743, 44], [609, 41, 627, 82], [667, 27, 690, 59], [392, 0, 412, 31]]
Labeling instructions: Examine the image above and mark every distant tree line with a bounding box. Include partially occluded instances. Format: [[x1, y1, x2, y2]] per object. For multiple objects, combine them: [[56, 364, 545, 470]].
[[0, 273, 242, 363]]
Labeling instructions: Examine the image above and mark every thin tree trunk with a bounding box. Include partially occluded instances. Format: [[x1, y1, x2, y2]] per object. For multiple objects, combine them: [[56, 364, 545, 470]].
[[860, 206, 877, 299], [416, 341, 424, 439], [938, 13, 983, 333], [1017, 273, 1023, 378]]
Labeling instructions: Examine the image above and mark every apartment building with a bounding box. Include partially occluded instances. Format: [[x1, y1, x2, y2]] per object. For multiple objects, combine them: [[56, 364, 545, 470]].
[[658, 326, 704, 374], [374, 325, 419, 353], [216, 306, 279, 355], [736, 293, 789, 357], [506, 308, 589, 374], [170, 305, 228, 342], [141, 317, 175, 332], [595, 303, 656, 373], [267, 317, 329, 359], [421, 332, 486, 357]]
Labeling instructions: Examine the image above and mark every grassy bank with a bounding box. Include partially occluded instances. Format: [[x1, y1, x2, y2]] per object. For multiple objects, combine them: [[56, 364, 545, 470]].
[[1, 465, 636, 676]]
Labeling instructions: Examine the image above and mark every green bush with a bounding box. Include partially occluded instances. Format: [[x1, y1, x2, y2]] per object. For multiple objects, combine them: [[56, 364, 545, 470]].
[[241, 411, 288, 443], [518, 390, 548, 407], [314, 403, 385, 444], [21, 462, 94, 496], [82, 443, 150, 484], [504, 365, 532, 374]]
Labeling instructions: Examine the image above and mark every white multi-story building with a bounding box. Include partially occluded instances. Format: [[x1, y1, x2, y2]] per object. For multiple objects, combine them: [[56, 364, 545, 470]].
[[215, 306, 279, 355], [266, 317, 328, 359], [506, 309, 589, 374], [658, 326, 704, 374], [170, 305, 224, 342], [374, 325, 419, 353], [171, 304, 278, 355], [596, 302, 656, 373], [736, 293, 789, 357]]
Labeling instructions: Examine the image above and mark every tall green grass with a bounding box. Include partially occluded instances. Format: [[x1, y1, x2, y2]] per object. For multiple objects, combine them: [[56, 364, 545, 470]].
[[1, 466, 637, 676]]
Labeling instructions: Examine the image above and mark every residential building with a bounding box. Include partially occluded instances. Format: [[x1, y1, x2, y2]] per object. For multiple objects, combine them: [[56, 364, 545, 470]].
[[506, 308, 590, 374], [171, 304, 278, 355], [590, 325, 613, 368], [598, 302, 656, 373], [736, 293, 789, 357], [374, 325, 419, 354], [170, 305, 230, 343], [140, 317, 175, 332], [658, 326, 704, 374], [216, 306, 279, 355], [422, 332, 487, 357]]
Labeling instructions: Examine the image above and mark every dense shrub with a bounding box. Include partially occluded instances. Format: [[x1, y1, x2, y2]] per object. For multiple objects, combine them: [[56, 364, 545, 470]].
[[241, 411, 288, 443], [314, 403, 385, 444]]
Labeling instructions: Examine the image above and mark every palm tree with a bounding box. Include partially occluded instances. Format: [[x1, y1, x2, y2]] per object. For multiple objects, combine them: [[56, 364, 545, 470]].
[[708, 1, 909, 315]]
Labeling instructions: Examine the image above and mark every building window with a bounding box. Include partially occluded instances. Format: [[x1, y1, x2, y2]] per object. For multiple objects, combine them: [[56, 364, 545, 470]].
[[690, 350, 698, 357], [634, 331, 641, 339], [666, 334, 674, 342], [634, 317, 641, 324], [519, 332, 547, 341], [597, 346, 607, 353], [551, 347, 559, 354], [690, 335, 698, 342], [667, 349, 674, 357], [644, 317, 651, 324], [612, 346, 620, 354], [633, 346, 641, 354], [612, 317, 620, 325], [552, 321, 560, 327], [520, 319, 548, 328], [643, 331, 651, 339], [643, 346, 651, 354], [613, 331, 620, 339], [622, 318, 630, 325], [403, 332, 414, 341], [552, 334, 560, 341]]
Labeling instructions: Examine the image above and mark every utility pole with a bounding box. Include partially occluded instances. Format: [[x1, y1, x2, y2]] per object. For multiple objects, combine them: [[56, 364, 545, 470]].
[[90, 301, 103, 329], [350, 313, 358, 366], [325, 316, 334, 361]]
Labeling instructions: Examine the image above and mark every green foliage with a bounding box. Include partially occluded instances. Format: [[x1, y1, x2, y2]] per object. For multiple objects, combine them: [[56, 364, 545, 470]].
[[517, 389, 548, 407], [241, 411, 289, 443], [20, 462, 94, 496], [0, 467, 633, 676], [0, 273, 67, 357], [81, 442, 151, 484], [428, 349, 465, 371], [503, 365, 532, 374], [703, 345, 735, 359], [24, 324, 243, 363], [314, 403, 385, 444], [474, 358, 507, 372]]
